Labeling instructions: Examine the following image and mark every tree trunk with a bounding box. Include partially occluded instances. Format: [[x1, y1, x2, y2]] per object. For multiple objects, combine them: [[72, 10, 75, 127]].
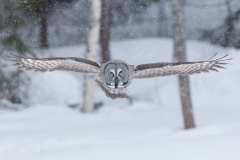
[[171, 0, 195, 129], [158, 0, 166, 37], [100, 0, 111, 63], [83, 0, 101, 113], [39, 0, 48, 49]]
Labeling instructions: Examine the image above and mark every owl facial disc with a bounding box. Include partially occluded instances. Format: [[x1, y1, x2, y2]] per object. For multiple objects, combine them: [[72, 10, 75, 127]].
[[104, 63, 129, 89]]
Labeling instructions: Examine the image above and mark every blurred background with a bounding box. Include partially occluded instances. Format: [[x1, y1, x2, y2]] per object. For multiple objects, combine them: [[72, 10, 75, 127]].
[[0, 0, 240, 160]]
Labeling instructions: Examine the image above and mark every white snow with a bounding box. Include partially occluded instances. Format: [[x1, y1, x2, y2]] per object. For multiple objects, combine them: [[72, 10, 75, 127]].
[[1, 38, 240, 160]]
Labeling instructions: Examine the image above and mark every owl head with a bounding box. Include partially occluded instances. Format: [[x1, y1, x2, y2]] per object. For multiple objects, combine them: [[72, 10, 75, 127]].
[[95, 60, 134, 99]]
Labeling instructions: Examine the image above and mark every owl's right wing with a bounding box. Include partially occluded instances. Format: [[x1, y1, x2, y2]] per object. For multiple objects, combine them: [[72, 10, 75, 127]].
[[7, 53, 101, 73], [133, 54, 231, 79]]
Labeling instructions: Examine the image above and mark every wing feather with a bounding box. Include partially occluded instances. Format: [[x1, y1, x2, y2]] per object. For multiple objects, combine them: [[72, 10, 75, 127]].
[[7, 53, 101, 73], [133, 54, 232, 78]]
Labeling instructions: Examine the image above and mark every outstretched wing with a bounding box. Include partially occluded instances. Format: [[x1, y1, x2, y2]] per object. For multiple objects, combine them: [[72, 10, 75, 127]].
[[6, 53, 101, 73], [133, 54, 232, 79]]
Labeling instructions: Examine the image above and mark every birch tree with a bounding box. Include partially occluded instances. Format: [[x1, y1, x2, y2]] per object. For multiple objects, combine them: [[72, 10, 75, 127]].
[[171, 0, 195, 129], [83, 0, 101, 113]]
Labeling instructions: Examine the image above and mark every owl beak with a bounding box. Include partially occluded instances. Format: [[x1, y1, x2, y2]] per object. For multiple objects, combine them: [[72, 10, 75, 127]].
[[115, 78, 118, 88]]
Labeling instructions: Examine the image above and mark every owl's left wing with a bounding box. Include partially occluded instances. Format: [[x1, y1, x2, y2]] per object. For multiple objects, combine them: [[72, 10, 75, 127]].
[[133, 54, 232, 79], [7, 53, 101, 73]]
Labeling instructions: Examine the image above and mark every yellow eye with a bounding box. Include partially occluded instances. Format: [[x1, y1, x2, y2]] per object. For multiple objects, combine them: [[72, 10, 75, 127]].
[[119, 71, 123, 76], [110, 72, 114, 77]]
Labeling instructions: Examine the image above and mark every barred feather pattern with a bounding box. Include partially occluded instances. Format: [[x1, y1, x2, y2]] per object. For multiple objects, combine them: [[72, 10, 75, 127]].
[[95, 77, 130, 99], [133, 54, 231, 79], [8, 54, 101, 73]]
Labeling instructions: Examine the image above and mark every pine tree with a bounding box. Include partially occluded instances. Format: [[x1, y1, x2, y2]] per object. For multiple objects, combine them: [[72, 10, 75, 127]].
[[0, 0, 29, 53], [19, 0, 74, 49]]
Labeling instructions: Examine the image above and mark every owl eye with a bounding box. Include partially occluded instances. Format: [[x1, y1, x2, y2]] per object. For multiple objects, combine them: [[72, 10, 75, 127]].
[[110, 72, 114, 77], [119, 71, 123, 76]]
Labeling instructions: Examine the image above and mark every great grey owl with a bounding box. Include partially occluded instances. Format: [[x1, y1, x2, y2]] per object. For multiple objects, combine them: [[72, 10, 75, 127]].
[[7, 53, 231, 99]]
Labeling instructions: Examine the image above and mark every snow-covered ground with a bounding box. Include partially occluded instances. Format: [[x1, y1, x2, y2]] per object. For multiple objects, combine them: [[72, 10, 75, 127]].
[[1, 38, 240, 160]]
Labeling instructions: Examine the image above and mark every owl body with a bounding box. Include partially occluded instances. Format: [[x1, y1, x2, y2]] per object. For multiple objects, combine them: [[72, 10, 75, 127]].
[[7, 53, 231, 99], [96, 60, 134, 99]]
